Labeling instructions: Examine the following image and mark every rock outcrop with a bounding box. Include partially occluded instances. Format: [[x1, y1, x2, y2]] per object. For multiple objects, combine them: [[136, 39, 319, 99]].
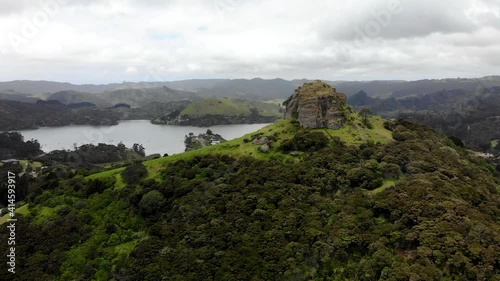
[[284, 81, 347, 129]]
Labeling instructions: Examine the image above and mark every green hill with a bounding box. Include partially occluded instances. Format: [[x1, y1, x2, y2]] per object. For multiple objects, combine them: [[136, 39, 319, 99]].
[[180, 98, 282, 118], [1, 106, 499, 280]]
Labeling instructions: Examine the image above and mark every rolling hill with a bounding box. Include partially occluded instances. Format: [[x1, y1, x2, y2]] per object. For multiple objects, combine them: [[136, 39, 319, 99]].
[[3, 76, 500, 101], [154, 98, 283, 126], [1, 82, 498, 280], [180, 98, 282, 118]]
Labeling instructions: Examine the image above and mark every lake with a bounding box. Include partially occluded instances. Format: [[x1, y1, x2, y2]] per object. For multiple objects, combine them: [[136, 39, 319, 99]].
[[18, 120, 270, 156]]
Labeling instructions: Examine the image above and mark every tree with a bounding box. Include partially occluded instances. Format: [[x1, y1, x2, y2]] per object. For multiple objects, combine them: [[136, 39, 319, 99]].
[[138, 190, 165, 215], [359, 108, 373, 128], [122, 162, 148, 185], [132, 143, 146, 157]]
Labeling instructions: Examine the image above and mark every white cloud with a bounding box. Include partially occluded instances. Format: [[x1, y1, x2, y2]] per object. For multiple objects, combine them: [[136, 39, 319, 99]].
[[124, 66, 138, 75], [0, 0, 499, 83]]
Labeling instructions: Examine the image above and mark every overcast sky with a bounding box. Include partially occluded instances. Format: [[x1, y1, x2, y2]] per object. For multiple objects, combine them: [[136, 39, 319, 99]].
[[0, 0, 499, 84]]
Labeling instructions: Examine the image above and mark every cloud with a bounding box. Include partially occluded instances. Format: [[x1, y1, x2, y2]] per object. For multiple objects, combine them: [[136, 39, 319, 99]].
[[124, 66, 138, 75], [0, 0, 499, 83]]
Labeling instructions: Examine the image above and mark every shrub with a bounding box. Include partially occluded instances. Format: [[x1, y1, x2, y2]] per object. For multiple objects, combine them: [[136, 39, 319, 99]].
[[383, 121, 397, 131], [448, 136, 465, 147], [379, 162, 401, 179], [347, 167, 383, 190], [392, 128, 417, 142], [139, 190, 166, 216], [122, 162, 148, 185], [84, 179, 113, 197], [280, 131, 329, 152]]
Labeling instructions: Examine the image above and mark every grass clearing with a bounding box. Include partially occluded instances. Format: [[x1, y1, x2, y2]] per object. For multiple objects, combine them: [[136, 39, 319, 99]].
[[324, 114, 393, 145], [0, 203, 30, 225], [367, 180, 397, 195]]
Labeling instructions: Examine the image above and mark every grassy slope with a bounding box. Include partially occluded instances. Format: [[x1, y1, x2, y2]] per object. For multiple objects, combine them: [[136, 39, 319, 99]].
[[0, 203, 30, 225], [180, 98, 282, 117], [88, 112, 393, 188], [491, 139, 499, 149]]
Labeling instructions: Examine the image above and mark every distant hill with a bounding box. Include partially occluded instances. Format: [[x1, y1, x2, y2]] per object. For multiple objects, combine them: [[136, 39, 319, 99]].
[[348, 86, 500, 152], [180, 98, 282, 117], [0, 91, 39, 103], [152, 98, 283, 126], [333, 77, 500, 98], [101, 86, 199, 107], [47, 90, 111, 108], [44, 87, 198, 108], [0, 80, 119, 96], [3, 76, 500, 101], [0, 100, 121, 130]]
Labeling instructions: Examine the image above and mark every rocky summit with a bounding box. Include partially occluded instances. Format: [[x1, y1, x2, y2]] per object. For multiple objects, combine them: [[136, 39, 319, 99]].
[[284, 80, 347, 129]]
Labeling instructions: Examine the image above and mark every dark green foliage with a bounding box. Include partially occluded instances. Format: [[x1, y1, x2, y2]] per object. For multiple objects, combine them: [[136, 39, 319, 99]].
[[84, 178, 114, 197], [280, 131, 330, 152], [122, 162, 148, 185], [347, 167, 383, 190], [38, 142, 145, 169], [355, 87, 500, 152], [449, 136, 465, 147], [0, 162, 29, 206], [0, 213, 93, 281], [5, 120, 500, 281], [0, 132, 42, 160], [139, 190, 165, 216], [117, 123, 500, 280], [379, 162, 401, 179], [360, 108, 373, 128], [132, 143, 146, 157]]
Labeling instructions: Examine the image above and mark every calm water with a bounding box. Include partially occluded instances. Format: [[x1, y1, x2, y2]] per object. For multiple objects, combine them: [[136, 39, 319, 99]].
[[18, 120, 270, 156]]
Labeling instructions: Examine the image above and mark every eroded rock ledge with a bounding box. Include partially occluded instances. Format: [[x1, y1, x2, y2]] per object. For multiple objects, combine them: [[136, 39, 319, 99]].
[[284, 81, 347, 129]]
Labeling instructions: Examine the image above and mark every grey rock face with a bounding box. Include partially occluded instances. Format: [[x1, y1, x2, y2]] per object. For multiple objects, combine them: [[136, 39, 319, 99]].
[[284, 81, 347, 130]]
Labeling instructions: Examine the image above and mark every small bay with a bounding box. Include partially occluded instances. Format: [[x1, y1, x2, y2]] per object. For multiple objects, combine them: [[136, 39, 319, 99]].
[[17, 120, 270, 156]]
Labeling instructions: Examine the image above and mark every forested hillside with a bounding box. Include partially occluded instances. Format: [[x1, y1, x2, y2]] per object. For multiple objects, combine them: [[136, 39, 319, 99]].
[[1, 115, 499, 280], [348, 87, 500, 152]]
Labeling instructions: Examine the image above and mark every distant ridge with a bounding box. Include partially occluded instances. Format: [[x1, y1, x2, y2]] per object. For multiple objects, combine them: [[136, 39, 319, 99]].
[[0, 76, 499, 100]]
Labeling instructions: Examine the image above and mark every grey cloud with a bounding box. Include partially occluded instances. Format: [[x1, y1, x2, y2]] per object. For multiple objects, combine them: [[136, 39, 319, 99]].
[[0, 0, 32, 15], [320, 0, 479, 42], [1, 0, 499, 83]]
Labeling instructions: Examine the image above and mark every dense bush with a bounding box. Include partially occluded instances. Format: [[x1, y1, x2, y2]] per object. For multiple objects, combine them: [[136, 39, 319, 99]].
[[84, 178, 114, 197], [280, 131, 330, 152], [138, 190, 165, 216], [122, 162, 148, 185], [0, 132, 42, 160], [3, 120, 500, 281]]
